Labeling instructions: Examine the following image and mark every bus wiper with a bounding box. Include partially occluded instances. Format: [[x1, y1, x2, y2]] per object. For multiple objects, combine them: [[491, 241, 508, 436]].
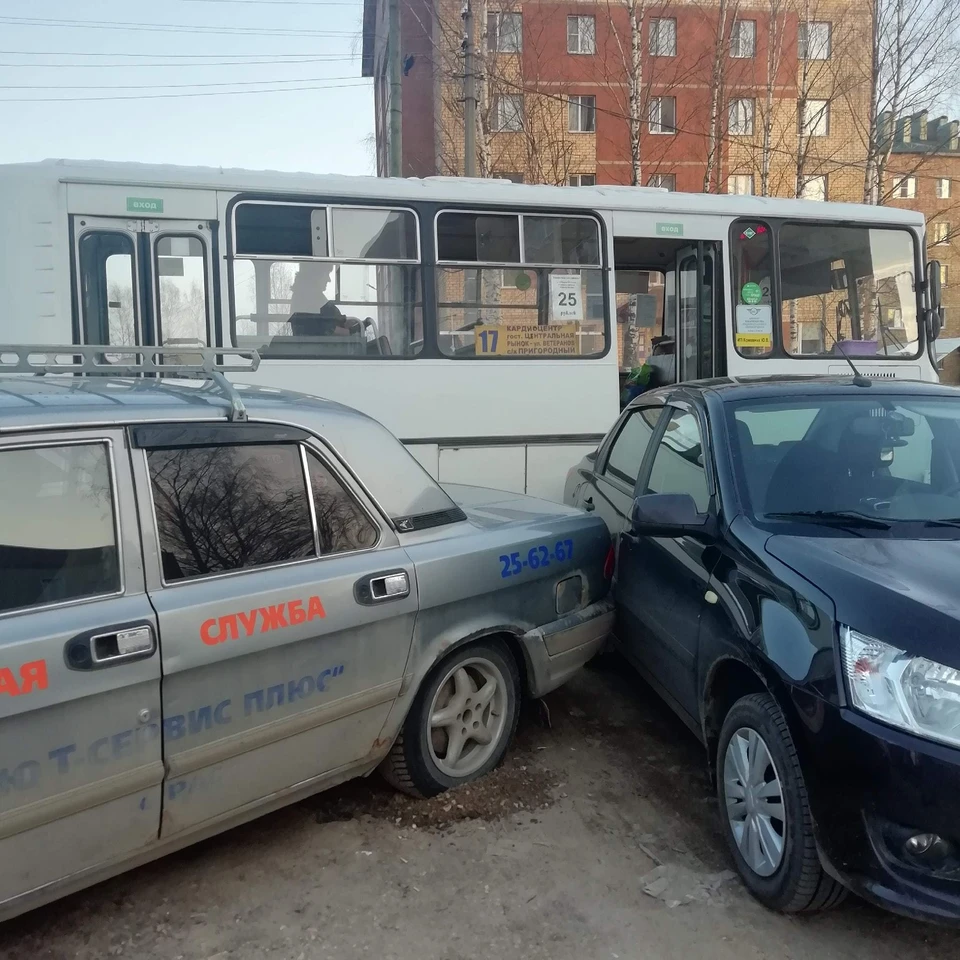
[[764, 510, 892, 529], [922, 518, 960, 528]]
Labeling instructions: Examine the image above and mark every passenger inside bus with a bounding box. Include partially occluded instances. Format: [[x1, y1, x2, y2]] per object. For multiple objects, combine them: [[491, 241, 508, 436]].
[[267, 262, 379, 355]]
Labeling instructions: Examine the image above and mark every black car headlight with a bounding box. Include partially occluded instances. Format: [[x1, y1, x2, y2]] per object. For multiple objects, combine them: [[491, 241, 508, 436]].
[[840, 626, 960, 748], [840, 627, 960, 747]]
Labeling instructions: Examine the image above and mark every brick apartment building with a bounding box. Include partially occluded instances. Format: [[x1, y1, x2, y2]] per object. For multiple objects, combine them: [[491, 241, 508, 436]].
[[885, 112, 960, 338], [360, 0, 960, 350], [361, 0, 873, 198]]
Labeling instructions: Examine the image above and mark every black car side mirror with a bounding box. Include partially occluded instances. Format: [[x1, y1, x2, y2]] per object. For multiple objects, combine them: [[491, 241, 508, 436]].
[[631, 493, 715, 540]]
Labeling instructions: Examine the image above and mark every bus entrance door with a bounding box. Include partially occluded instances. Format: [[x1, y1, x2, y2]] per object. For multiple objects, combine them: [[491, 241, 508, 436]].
[[674, 243, 722, 382], [73, 217, 215, 352], [612, 224, 724, 389]]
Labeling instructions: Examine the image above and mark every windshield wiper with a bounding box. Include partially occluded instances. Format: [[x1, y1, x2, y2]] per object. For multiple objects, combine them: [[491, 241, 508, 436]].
[[922, 518, 960, 528], [764, 510, 892, 530]]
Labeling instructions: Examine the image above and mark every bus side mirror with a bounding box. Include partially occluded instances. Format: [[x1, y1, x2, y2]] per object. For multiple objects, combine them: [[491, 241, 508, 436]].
[[926, 261, 943, 342]]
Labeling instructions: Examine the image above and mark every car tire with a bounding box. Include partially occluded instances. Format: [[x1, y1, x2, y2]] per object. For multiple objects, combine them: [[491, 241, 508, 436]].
[[381, 639, 521, 799], [716, 692, 847, 913]]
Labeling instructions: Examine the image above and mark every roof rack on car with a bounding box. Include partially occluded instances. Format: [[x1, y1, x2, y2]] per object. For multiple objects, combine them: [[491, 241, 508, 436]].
[[0, 344, 261, 422]]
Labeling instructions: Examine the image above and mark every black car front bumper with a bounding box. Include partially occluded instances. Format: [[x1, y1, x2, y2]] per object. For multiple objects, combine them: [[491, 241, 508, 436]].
[[799, 702, 960, 924]]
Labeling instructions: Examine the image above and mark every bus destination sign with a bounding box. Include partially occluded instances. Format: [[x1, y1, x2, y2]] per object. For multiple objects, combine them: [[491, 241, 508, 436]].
[[475, 323, 580, 357]]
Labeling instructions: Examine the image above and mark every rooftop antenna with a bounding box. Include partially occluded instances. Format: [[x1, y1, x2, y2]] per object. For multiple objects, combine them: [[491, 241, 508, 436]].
[[819, 300, 872, 387]]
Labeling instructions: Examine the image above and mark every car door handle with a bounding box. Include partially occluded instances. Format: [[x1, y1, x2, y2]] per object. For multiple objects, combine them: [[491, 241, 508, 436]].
[[64, 622, 156, 671], [583, 496, 596, 512], [354, 569, 411, 605]]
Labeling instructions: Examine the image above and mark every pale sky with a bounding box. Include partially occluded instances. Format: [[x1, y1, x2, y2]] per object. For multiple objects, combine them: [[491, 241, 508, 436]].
[[0, 0, 376, 175]]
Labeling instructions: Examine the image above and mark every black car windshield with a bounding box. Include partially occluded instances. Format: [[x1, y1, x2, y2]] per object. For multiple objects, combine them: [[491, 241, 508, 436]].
[[726, 394, 960, 530]]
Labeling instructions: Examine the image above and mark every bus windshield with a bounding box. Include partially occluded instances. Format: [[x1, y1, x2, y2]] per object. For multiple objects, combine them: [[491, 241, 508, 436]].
[[732, 221, 920, 360]]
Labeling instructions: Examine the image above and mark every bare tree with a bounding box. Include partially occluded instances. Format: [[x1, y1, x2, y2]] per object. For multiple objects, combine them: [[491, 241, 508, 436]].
[[759, 0, 788, 195], [620, 0, 647, 186], [858, 0, 960, 203], [702, 0, 739, 192], [430, 0, 581, 182]]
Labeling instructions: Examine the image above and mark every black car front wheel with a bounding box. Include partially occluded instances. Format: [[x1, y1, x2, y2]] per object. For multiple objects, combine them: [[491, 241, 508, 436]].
[[717, 692, 847, 912]]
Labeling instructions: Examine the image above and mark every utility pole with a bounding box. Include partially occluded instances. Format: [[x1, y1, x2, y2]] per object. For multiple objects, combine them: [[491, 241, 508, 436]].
[[388, 0, 403, 177], [462, 0, 477, 176]]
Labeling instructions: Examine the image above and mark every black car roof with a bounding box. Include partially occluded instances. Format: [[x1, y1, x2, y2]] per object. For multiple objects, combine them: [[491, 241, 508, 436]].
[[658, 375, 960, 403]]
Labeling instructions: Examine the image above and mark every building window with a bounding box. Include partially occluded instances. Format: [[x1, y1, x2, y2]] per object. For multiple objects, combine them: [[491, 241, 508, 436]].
[[648, 97, 677, 134], [798, 21, 832, 59], [569, 173, 597, 186], [497, 172, 525, 182], [568, 95, 596, 133], [728, 97, 755, 135], [800, 99, 830, 137], [893, 176, 917, 198], [801, 174, 828, 201], [934, 221, 951, 243], [649, 18, 677, 56], [728, 174, 755, 195], [648, 173, 676, 190], [493, 94, 524, 131], [938, 178, 952, 199], [730, 20, 756, 58], [487, 12, 522, 53], [567, 15, 596, 54], [942, 263, 950, 285]]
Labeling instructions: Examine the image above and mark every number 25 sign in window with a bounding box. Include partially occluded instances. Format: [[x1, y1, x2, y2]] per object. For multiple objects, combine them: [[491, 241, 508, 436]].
[[550, 274, 583, 320]]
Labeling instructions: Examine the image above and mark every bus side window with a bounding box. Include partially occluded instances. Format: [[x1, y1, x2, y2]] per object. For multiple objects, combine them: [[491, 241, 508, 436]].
[[731, 221, 774, 357], [231, 202, 422, 359], [78, 232, 138, 347]]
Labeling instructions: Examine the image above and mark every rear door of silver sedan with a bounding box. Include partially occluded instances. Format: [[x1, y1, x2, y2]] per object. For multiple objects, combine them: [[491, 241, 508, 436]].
[[129, 423, 417, 836]]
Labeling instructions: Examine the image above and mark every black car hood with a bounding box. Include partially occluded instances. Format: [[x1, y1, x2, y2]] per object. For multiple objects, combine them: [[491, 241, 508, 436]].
[[765, 534, 960, 666]]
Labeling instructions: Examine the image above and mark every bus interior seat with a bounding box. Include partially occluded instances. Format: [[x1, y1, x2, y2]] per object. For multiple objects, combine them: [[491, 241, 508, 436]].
[[369, 335, 392, 356], [268, 310, 367, 356], [646, 355, 675, 387], [646, 336, 676, 386]]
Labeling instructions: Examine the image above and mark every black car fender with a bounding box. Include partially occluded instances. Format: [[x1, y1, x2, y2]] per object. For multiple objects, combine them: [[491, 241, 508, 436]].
[[698, 562, 839, 784]]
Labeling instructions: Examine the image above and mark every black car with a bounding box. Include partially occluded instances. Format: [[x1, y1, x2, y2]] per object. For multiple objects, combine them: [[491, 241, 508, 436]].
[[565, 375, 960, 923]]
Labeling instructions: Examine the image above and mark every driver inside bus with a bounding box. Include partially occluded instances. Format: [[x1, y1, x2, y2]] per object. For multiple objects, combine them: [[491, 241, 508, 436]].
[[286, 262, 349, 338]]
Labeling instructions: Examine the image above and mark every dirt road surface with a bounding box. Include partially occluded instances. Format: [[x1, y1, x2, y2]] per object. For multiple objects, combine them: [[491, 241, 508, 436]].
[[3, 656, 959, 960]]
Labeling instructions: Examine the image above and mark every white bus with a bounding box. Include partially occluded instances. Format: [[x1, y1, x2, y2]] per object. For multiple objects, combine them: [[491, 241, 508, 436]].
[[0, 159, 942, 501]]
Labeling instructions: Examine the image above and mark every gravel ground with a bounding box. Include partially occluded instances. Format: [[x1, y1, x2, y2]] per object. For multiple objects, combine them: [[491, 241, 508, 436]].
[[3, 655, 960, 960]]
